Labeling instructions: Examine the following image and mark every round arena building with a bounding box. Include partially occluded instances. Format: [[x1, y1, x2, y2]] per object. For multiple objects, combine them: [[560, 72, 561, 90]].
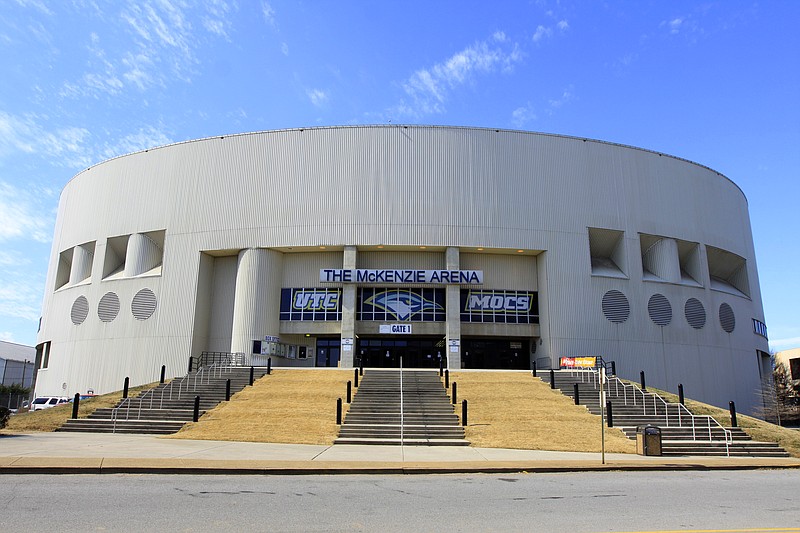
[[33, 125, 771, 415]]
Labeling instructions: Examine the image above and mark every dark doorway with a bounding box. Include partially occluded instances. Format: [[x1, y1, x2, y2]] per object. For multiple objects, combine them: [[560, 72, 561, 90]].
[[462, 338, 531, 369], [356, 337, 445, 368], [316, 338, 341, 367]]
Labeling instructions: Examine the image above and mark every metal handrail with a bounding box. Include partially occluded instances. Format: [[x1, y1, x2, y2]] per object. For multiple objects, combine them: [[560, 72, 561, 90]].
[[109, 363, 240, 432], [596, 370, 732, 456]]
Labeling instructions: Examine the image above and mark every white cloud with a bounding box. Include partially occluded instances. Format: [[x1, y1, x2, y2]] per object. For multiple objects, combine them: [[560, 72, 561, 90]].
[[771, 337, 800, 352], [396, 36, 523, 117], [14, 0, 53, 16], [281, 42, 289, 56], [557, 20, 569, 31], [667, 18, 683, 34], [0, 275, 44, 322], [0, 331, 17, 342], [511, 104, 537, 128], [0, 181, 53, 244], [0, 111, 92, 168], [307, 89, 329, 107], [100, 125, 173, 160], [533, 25, 552, 42], [262, 1, 276, 26], [548, 85, 574, 109]]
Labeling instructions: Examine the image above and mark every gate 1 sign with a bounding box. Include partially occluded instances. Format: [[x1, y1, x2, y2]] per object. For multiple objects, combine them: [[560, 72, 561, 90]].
[[379, 324, 413, 334]]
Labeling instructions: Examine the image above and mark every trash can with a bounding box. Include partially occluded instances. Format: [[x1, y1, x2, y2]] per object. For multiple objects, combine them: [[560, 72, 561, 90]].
[[635, 425, 662, 456]]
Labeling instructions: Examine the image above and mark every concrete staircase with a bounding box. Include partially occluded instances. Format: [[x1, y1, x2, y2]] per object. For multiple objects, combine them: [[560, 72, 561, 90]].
[[539, 370, 789, 458], [57, 366, 269, 435], [335, 369, 469, 446]]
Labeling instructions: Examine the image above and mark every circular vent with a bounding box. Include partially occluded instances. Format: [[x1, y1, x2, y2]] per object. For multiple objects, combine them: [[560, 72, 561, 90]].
[[131, 288, 157, 320], [648, 294, 672, 326], [602, 290, 630, 323], [98, 292, 120, 322], [685, 298, 706, 329], [70, 296, 89, 325], [719, 303, 735, 333]]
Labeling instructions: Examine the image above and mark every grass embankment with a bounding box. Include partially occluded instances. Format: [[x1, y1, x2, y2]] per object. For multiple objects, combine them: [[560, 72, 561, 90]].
[[452, 372, 636, 453], [169, 370, 351, 445], [644, 385, 800, 458], [1, 384, 155, 433]]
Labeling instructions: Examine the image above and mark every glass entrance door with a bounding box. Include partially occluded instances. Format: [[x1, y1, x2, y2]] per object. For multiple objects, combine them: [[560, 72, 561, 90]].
[[356, 337, 445, 368]]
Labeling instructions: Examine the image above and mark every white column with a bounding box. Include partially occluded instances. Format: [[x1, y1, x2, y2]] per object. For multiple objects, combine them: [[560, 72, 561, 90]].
[[230, 248, 283, 355], [445, 246, 462, 369], [339, 246, 357, 367], [124, 233, 162, 277], [69, 243, 94, 284]]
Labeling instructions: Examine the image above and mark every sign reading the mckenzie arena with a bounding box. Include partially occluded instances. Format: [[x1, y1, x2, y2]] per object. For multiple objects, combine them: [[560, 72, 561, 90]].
[[321, 269, 483, 284]]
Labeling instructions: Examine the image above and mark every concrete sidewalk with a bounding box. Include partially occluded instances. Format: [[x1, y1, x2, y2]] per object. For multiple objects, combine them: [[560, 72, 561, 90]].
[[1, 432, 798, 475]]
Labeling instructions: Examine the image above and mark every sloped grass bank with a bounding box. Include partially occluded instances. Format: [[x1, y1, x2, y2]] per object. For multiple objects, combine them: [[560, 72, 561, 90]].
[[452, 371, 636, 453]]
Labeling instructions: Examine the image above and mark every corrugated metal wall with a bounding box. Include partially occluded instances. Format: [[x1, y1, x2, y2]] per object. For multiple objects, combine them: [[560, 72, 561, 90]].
[[35, 126, 768, 413]]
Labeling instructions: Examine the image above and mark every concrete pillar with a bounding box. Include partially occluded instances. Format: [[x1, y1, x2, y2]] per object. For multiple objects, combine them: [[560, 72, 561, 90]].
[[339, 246, 357, 367], [69, 243, 94, 284], [124, 233, 162, 277], [230, 248, 283, 355], [445, 247, 462, 370]]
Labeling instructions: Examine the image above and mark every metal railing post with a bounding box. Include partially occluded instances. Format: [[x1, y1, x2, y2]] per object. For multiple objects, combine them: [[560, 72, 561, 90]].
[[193, 395, 200, 422], [72, 393, 80, 419]]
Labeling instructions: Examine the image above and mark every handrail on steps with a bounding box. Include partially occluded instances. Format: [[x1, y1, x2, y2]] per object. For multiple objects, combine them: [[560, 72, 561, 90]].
[[561, 367, 732, 457]]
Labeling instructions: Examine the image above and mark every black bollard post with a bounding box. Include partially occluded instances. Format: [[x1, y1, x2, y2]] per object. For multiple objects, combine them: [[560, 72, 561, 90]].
[[532, 360, 537, 377], [72, 393, 80, 419], [640, 370, 647, 391], [678, 384, 685, 405], [267, 357, 272, 375], [336, 398, 342, 425], [225, 379, 231, 401], [347, 381, 352, 403], [123, 377, 129, 399], [249, 366, 254, 386], [610, 361, 616, 376], [729, 401, 738, 427], [187, 356, 194, 373], [606, 400, 614, 427], [573, 383, 580, 405], [354, 368, 359, 388], [439, 358, 443, 377], [445, 369, 450, 389], [550, 369, 555, 389], [462, 399, 468, 427], [452, 382, 457, 405], [193, 395, 200, 422], [160, 365, 166, 384], [360, 359, 364, 376]]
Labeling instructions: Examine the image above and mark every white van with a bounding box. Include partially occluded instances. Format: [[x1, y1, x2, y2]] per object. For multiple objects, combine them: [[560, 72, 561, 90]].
[[30, 396, 69, 411]]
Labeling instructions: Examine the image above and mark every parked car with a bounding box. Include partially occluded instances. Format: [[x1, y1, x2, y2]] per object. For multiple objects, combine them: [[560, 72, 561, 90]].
[[30, 396, 69, 411]]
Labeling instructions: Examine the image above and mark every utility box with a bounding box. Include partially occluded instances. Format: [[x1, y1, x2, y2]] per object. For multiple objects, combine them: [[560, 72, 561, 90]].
[[635, 425, 662, 456]]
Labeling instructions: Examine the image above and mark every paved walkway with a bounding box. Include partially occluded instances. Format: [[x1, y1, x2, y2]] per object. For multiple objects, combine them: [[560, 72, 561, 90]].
[[1, 432, 798, 475]]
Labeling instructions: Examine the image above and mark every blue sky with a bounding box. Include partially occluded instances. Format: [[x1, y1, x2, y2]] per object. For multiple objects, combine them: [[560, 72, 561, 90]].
[[0, 1, 798, 351]]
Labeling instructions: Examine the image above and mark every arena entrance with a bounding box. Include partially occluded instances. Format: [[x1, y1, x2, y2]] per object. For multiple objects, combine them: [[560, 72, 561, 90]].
[[356, 337, 445, 368], [462, 338, 531, 370]]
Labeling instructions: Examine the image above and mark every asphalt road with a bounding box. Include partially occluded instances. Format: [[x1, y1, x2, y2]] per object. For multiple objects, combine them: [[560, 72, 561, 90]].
[[2, 470, 798, 532]]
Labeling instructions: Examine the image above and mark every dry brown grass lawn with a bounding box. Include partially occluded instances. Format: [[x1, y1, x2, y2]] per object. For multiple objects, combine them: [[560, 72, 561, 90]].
[[1, 384, 155, 433], [452, 371, 636, 453], [169, 369, 351, 445]]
